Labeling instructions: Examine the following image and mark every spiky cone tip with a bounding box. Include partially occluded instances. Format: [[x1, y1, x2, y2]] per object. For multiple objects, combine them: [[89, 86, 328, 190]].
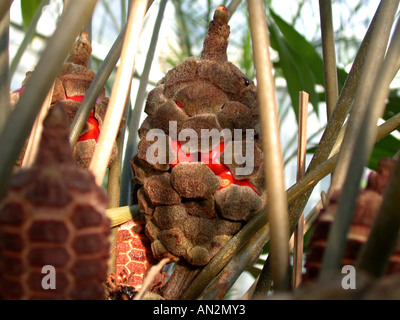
[[67, 32, 92, 67], [200, 5, 230, 63]]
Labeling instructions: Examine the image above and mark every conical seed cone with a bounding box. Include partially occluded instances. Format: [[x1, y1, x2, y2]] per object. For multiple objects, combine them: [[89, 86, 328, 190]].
[[11, 33, 125, 169], [0, 104, 110, 300], [124, 5, 268, 299]]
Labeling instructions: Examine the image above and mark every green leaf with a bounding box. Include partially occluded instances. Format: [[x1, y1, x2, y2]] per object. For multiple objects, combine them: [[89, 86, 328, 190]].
[[20, 0, 42, 30], [385, 91, 400, 132], [269, 9, 348, 90], [268, 19, 319, 121], [268, 9, 350, 119], [270, 9, 325, 85], [240, 26, 255, 80], [369, 134, 400, 171], [368, 89, 400, 170]]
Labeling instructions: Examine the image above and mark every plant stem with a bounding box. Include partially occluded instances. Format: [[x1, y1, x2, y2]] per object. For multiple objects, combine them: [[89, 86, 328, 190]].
[[248, 0, 290, 292], [120, 0, 167, 206], [319, 0, 338, 121], [320, 0, 399, 279], [0, 0, 97, 200], [89, 0, 148, 186], [106, 205, 139, 228], [327, 0, 398, 195], [0, 0, 12, 23], [197, 221, 268, 300], [121, 0, 127, 28], [356, 157, 400, 277], [292, 91, 309, 289], [251, 199, 324, 299], [21, 83, 54, 167], [227, 0, 242, 16], [10, 0, 50, 78], [0, 7, 10, 134], [286, 0, 380, 255]]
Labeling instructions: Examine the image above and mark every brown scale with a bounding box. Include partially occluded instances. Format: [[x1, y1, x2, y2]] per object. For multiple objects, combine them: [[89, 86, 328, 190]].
[[303, 157, 400, 283], [10, 32, 125, 169], [128, 5, 267, 299], [0, 104, 110, 300]]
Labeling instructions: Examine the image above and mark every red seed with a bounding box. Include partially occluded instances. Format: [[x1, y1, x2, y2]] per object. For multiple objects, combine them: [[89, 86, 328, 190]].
[[77, 117, 100, 142], [175, 100, 185, 108], [169, 140, 197, 167], [217, 169, 259, 194], [66, 95, 85, 103], [66, 95, 100, 143], [200, 142, 226, 175], [169, 139, 258, 194], [14, 86, 25, 95]]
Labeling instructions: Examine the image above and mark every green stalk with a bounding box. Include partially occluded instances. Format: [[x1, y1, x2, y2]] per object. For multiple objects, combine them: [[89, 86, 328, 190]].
[[197, 221, 269, 300], [120, 0, 167, 206], [356, 157, 400, 277], [0, 0, 98, 200], [0, 8, 10, 133], [327, 0, 398, 195], [320, 0, 399, 279], [106, 205, 139, 228], [89, 0, 148, 186], [250, 199, 324, 299], [0, 0, 12, 23], [248, 0, 290, 292], [286, 0, 381, 254], [227, 0, 242, 16], [121, 0, 127, 27], [319, 0, 338, 120], [10, 0, 50, 78], [107, 127, 125, 274]]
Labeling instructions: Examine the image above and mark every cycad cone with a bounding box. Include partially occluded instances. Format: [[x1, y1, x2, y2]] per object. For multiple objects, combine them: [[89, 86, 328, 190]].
[[125, 5, 267, 298]]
